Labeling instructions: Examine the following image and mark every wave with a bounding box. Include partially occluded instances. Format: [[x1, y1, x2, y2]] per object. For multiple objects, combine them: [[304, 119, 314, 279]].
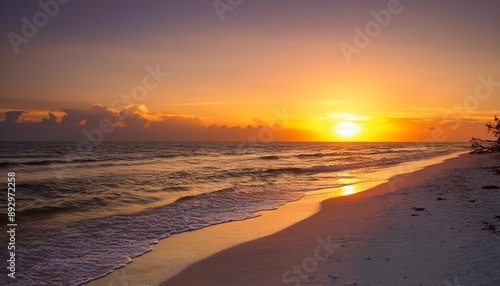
[[201, 163, 365, 181], [262, 163, 362, 175], [174, 195, 197, 203], [295, 152, 345, 159], [17, 204, 77, 218], [157, 154, 178, 159], [259, 155, 281, 160], [0, 153, 192, 170], [71, 158, 101, 164], [25, 159, 70, 166], [0, 161, 19, 168], [173, 187, 237, 204], [0, 158, 102, 169], [5, 184, 303, 286], [162, 186, 190, 192]]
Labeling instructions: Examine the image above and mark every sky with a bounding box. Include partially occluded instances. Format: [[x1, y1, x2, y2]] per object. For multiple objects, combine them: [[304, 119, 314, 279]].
[[1, 0, 500, 142]]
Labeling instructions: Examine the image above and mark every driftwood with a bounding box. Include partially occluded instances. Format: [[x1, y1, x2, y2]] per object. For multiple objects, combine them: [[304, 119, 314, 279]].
[[471, 138, 500, 153], [471, 116, 500, 153]]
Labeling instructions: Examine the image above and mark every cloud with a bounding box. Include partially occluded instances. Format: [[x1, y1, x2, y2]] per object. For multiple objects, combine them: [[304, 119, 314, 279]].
[[4, 111, 27, 123], [60, 104, 120, 129], [4, 104, 488, 142], [0, 104, 316, 142]]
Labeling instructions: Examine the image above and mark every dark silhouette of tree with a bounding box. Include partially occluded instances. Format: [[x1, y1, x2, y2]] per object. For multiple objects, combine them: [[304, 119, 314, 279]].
[[486, 115, 500, 140], [471, 115, 500, 153]]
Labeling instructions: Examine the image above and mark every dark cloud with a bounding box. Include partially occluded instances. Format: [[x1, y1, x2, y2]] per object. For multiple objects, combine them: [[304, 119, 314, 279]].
[[60, 109, 88, 127], [0, 105, 314, 142], [4, 111, 27, 123], [41, 112, 58, 125]]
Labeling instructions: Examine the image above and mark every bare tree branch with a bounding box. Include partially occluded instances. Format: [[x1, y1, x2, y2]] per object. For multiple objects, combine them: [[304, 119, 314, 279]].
[[471, 115, 500, 153]]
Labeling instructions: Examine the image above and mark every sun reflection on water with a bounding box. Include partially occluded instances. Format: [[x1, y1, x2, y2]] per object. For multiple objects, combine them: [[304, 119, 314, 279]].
[[342, 185, 357, 196]]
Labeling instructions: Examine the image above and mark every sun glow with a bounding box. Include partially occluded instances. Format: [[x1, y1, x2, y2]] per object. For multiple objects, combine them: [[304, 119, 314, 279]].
[[335, 121, 363, 138], [342, 185, 357, 196]]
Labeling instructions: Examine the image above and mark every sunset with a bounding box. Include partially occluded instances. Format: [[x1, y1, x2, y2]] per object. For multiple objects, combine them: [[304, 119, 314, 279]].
[[1, 0, 500, 142], [1, 1, 499, 286]]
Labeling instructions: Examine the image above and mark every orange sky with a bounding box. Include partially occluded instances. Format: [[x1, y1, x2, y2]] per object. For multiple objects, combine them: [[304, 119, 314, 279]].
[[1, 1, 499, 142]]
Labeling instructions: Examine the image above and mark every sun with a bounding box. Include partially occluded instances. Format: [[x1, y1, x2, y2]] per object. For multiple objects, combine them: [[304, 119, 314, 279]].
[[335, 121, 362, 138]]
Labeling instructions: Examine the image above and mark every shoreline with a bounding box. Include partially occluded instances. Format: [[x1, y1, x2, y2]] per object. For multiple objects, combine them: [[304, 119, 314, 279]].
[[87, 151, 473, 286], [163, 152, 499, 286]]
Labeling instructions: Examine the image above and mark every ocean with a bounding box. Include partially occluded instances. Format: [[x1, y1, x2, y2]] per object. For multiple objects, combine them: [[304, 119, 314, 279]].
[[0, 142, 468, 285]]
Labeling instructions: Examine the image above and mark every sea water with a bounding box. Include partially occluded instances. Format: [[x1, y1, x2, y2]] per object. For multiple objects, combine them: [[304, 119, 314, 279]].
[[0, 141, 468, 285]]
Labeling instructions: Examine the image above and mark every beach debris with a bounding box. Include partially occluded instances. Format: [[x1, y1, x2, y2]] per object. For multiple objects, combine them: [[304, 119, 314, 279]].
[[471, 118, 500, 153], [469, 199, 477, 203], [365, 257, 370, 260], [412, 207, 426, 211], [482, 221, 496, 233], [411, 214, 420, 216], [495, 215, 500, 220], [436, 197, 446, 201], [481, 185, 499, 189]]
